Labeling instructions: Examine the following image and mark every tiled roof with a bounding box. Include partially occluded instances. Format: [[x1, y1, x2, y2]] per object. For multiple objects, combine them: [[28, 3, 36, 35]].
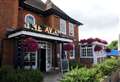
[[24, 0, 45, 11], [21, 0, 83, 25]]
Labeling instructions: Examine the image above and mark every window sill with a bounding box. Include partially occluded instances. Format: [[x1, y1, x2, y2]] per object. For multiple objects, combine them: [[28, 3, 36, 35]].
[[80, 56, 93, 58]]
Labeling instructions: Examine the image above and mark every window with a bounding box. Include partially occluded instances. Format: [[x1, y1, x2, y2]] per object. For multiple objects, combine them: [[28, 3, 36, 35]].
[[24, 52, 37, 68], [70, 48, 75, 59], [69, 23, 74, 36], [25, 14, 36, 25], [60, 19, 66, 34], [81, 45, 93, 57], [87, 47, 93, 56]]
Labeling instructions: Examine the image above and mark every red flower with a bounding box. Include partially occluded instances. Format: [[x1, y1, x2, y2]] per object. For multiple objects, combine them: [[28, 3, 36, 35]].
[[22, 37, 38, 52], [80, 39, 87, 44], [94, 45, 102, 51], [64, 43, 74, 51], [80, 38, 108, 44], [87, 38, 94, 44]]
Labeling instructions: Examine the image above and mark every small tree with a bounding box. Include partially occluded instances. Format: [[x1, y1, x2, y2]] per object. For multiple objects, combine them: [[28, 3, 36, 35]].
[[107, 40, 118, 50]]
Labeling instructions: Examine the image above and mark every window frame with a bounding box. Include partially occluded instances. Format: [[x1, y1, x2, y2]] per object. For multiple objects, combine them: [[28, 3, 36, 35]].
[[24, 52, 37, 69], [69, 22, 74, 36], [25, 14, 36, 25], [80, 45, 93, 58], [60, 18, 67, 35], [69, 48, 75, 59]]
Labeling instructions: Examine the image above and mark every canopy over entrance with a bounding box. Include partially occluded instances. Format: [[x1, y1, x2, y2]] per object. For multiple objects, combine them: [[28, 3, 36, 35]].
[[7, 29, 73, 43]]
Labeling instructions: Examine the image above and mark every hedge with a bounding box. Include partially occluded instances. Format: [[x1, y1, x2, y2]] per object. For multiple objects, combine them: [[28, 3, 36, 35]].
[[0, 66, 43, 82], [61, 58, 120, 82]]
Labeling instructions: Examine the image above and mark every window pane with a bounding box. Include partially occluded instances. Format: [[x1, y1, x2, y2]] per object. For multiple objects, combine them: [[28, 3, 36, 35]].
[[30, 53, 36, 61], [60, 19, 66, 34], [69, 23, 74, 36], [70, 49, 75, 59], [24, 52, 36, 66], [24, 53, 29, 61], [87, 47, 93, 56], [81, 48, 86, 56], [25, 14, 35, 25], [81, 46, 93, 57]]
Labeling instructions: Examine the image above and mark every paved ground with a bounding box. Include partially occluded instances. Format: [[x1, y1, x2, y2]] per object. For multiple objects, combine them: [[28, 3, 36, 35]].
[[43, 72, 63, 82]]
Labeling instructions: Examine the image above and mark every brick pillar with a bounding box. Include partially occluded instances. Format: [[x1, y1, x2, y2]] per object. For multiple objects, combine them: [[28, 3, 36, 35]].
[[0, 0, 19, 66]]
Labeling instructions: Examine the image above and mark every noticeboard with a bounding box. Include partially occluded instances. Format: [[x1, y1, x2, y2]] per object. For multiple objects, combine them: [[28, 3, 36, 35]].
[[61, 59, 69, 72]]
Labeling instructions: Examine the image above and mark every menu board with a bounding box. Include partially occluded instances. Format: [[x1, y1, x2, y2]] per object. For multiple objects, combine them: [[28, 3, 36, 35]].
[[61, 59, 69, 72]]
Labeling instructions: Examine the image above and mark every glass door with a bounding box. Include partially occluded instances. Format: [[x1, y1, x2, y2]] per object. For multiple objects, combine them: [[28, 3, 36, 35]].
[[38, 41, 52, 72], [46, 42, 52, 72]]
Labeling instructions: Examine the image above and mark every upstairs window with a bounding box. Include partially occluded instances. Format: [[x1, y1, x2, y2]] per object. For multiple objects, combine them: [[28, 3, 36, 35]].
[[60, 19, 66, 34], [69, 23, 74, 36], [25, 14, 36, 25]]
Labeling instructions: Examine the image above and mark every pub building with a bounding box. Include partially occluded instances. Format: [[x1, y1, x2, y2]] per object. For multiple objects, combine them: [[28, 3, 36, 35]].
[[0, 0, 82, 72]]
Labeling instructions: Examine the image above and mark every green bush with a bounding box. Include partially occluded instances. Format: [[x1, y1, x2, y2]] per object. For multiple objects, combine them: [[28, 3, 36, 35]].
[[0, 66, 43, 82], [69, 60, 84, 70], [61, 58, 120, 82], [61, 67, 98, 82]]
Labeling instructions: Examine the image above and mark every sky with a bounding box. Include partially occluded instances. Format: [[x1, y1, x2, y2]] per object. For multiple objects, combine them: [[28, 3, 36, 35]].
[[42, 0, 120, 43]]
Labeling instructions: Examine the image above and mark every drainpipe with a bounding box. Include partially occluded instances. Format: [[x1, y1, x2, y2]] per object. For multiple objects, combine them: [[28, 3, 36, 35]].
[[0, 39, 4, 67]]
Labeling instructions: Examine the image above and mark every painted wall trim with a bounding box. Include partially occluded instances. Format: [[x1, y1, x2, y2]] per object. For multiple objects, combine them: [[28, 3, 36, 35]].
[[8, 31, 73, 42]]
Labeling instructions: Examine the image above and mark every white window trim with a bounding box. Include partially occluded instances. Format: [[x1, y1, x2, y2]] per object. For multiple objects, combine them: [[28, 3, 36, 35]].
[[80, 46, 93, 58], [24, 51, 37, 69], [8, 31, 73, 42], [60, 18, 66, 34], [25, 14, 36, 25]]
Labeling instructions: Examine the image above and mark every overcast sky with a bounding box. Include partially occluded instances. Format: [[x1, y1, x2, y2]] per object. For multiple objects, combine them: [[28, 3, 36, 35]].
[[42, 0, 120, 43]]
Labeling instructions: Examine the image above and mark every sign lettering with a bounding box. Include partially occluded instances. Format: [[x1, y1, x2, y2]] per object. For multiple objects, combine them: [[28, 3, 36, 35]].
[[24, 23, 59, 35]]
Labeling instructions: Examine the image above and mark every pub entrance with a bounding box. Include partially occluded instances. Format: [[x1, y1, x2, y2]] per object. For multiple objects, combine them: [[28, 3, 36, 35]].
[[39, 49, 46, 72], [38, 41, 52, 72]]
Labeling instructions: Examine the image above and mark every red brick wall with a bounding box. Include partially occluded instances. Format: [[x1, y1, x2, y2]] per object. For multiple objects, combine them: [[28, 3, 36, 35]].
[[0, 0, 19, 65], [66, 20, 69, 36], [0, 0, 80, 65], [18, 8, 44, 28], [18, 9, 79, 42], [74, 24, 79, 41], [0, 0, 19, 38], [2, 39, 14, 65]]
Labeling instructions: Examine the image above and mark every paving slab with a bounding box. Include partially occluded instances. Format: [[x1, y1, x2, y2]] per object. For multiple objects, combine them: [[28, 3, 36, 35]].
[[43, 72, 62, 82]]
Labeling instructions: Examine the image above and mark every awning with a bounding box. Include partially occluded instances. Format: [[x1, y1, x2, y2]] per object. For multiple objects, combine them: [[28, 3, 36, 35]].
[[8, 30, 73, 43], [63, 43, 74, 51]]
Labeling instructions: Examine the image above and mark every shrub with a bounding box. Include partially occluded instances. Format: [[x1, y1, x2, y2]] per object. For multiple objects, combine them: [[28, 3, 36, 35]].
[[61, 58, 120, 82], [61, 67, 98, 82], [69, 60, 84, 70], [95, 58, 119, 77], [0, 66, 43, 82]]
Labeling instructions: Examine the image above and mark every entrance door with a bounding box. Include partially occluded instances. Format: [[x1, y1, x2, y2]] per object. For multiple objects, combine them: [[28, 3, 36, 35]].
[[38, 41, 52, 72], [40, 49, 46, 72], [46, 43, 52, 72]]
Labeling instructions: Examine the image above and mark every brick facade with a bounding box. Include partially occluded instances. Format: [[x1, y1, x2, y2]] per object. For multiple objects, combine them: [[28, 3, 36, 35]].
[[0, 0, 19, 65], [0, 0, 82, 67]]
